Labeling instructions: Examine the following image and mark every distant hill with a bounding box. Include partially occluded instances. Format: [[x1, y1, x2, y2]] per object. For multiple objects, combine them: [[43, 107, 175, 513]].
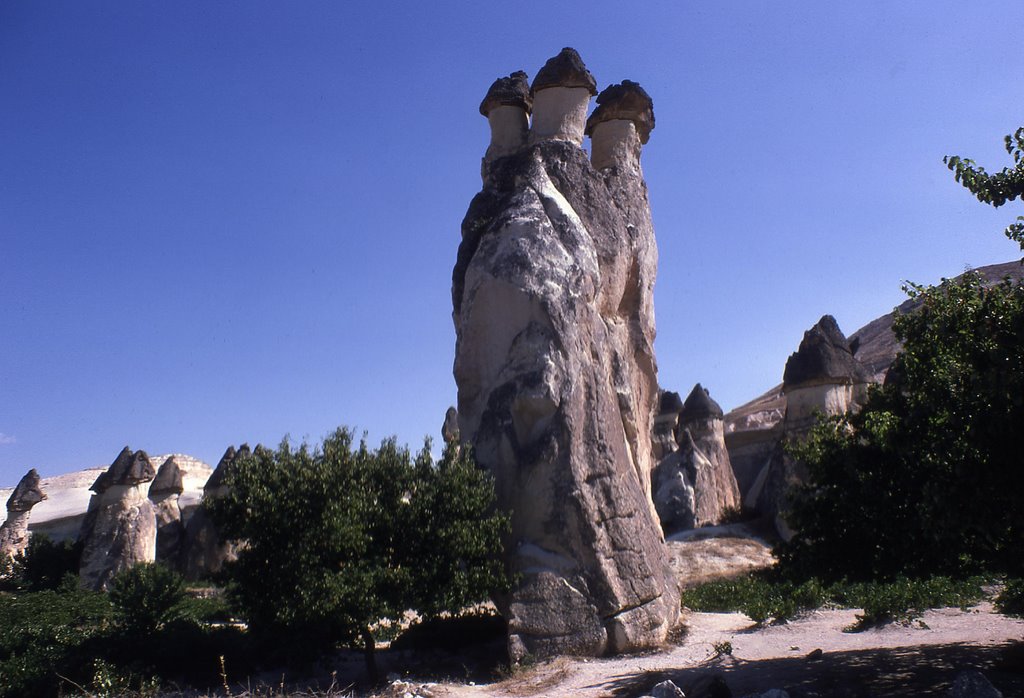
[[0, 454, 212, 542]]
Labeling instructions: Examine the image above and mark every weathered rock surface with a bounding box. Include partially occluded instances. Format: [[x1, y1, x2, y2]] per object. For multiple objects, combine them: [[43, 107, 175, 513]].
[[180, 445, 246, 580], [79, 448, 157, 591], [453, 49, 677, 660], [751, 316, 870, 536], [149, 456, 185, 564], [653, 385, 741, 534], [0, 469, 46, 559]]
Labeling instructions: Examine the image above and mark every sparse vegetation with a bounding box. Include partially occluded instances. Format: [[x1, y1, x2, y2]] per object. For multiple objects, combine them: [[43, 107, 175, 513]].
[[682, 572, 986, 628]]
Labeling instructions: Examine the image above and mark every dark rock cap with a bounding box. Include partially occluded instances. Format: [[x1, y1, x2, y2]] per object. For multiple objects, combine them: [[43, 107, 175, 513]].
[[204, 445, 238, 492], [480, 71, 533, 116], [109, 449, 156, 486], [584, 80, 655, 144], [7, 468, 46, 512], [783, 315, 872, 389], [531, 48, 598, 95], [91, 446, 131, 492], [150, 456, 184, 496], [442, 406, 460, 443], [679, 383, 724, 422], [658, 390, 684, 415]]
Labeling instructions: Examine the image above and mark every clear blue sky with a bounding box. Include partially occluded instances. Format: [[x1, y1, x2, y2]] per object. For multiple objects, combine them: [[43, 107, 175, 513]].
[[2, 2, 1021, 484]]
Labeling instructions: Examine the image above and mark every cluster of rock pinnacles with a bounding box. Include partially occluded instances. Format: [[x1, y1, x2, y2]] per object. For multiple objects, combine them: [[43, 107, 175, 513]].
[[0, 444, 255, 591], [0, 46, 880, 666]]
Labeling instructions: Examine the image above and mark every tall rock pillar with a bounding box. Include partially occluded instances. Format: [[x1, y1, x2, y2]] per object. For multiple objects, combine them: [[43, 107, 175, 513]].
[[0, 469, 47, 560], [452, 48, 677, 661], [79, 448, 157, 591]]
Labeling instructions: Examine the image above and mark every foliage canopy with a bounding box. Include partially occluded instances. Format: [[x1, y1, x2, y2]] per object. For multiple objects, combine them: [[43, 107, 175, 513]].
[[945, 126, 1024, 249], [208, 428, 510, 678]]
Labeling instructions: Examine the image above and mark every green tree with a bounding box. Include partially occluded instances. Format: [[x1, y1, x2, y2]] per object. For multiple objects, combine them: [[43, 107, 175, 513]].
[[945, 126, 1024, 249], [207, 428, 510, 682], [780, 272, 1024, 581]]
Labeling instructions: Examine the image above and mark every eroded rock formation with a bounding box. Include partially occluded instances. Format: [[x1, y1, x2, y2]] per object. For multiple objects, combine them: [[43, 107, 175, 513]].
[[0, 469, 46, 559], [79, 447, 157, 590], [653, 384, 741, 534], [149, 456, 185, 564], [452, 48, 678, 660], [750, 315, 871, 537], [180, 445, 246, 580]]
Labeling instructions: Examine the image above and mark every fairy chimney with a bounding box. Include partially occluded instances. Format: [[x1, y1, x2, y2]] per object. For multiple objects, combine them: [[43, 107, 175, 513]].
[[149, 456, 185, 564], [0, 469, 47, 559], [180, 444, 247, 580], [480, 71, 532, 163], [585, 80, 654, 172], [79, 448, 158, 590], [528, 48, 597, 145], [782, 314, 872, 433]]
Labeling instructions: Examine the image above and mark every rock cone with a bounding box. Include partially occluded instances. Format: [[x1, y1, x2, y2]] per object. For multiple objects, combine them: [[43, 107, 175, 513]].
[[180, 445, 246, 580]]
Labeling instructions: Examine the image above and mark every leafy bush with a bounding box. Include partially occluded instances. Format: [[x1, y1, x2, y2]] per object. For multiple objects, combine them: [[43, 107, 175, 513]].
[[0, 586, 113, 698], [996, 578, 1024, 617], [7, 535, 82, 591], [109, 563, 188, 637]]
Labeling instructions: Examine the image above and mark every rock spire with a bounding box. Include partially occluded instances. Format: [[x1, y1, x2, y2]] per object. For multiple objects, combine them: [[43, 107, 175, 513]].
[[454, 48, 677, 660]]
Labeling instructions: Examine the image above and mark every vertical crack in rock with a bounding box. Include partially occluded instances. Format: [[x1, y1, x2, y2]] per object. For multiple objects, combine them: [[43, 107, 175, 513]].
[[452, 49, 678, 660]]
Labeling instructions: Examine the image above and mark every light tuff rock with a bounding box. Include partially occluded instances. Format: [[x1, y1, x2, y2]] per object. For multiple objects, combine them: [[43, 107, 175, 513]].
[[453, 49, 677, 660], [79, 448, 157, 591], [180, 445, 247, 580], [0, 469, 46, 559], [751, 316, 871, 536], [149, 456, 185, 564]]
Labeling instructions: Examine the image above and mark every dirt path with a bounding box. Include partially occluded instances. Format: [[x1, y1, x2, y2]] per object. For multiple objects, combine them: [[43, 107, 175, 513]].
[[421, 603, 1024, 698]]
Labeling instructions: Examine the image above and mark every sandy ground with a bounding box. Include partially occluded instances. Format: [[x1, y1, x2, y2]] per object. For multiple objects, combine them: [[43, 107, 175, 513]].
[[372, 527, 1024, 697], [403, 603, 1024, 698]]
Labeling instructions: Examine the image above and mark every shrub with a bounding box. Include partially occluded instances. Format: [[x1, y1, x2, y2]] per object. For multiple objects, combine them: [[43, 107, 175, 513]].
[[0, 586, 113, 698], [10, 535, 81, 591], [996, 578, 1024, 617], [108, 563, 189, 637], [682, 574, 984, 629]]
